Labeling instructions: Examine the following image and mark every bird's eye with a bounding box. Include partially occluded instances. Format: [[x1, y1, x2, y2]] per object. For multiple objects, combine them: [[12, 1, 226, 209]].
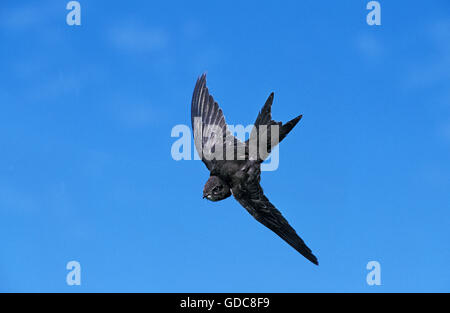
[[213, 185, 222, 192]]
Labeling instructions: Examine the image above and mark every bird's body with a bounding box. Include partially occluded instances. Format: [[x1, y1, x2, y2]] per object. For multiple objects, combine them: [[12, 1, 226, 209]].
[[191, 74, 318, 265]]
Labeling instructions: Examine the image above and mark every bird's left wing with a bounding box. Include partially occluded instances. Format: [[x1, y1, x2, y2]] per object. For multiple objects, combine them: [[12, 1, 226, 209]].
[[191, 74, 246, 171], [233, 178, 318, 265]]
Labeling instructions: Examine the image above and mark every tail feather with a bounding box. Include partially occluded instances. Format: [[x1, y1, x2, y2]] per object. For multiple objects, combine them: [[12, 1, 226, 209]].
[[247, 92, 302, 161], [279, 114, 302, 143]]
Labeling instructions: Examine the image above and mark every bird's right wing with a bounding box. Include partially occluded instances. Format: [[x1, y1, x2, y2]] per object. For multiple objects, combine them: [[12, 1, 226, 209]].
[[233, 177, 318, 265], [191, 74, 246, 171]]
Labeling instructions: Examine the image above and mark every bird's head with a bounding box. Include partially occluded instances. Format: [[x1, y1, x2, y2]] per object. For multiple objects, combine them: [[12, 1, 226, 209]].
[[203, 176, 231, 202]]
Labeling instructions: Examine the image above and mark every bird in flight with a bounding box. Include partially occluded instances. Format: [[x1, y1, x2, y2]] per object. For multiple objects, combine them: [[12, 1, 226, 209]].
[[191, 74, 318, 265]]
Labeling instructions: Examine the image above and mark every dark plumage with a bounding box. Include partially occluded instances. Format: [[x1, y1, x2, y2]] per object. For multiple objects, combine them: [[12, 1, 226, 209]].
[[191, 74, 318, 265]]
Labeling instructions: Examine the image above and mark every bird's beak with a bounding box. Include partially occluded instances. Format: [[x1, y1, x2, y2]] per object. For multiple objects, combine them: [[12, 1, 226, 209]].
[[203, 194, 207, 199]]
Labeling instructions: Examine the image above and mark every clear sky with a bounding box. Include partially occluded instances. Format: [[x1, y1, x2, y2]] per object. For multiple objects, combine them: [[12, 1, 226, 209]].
[[0, 1, 449, 292]]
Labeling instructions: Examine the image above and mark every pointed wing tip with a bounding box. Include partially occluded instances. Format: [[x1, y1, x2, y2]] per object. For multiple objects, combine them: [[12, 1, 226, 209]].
[[297, 245, 318, 265], [303, 252, 319, 265], [195, 73, 207, 86], [194, 73, 208, 98]]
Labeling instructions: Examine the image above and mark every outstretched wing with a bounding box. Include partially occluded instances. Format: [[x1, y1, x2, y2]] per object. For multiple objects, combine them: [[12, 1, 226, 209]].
[[233, 178, 318, 265], [191, 74, 246, 171]]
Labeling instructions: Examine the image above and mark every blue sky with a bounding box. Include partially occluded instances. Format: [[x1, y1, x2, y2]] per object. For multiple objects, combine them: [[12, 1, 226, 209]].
[[0, 0, 449, 292]]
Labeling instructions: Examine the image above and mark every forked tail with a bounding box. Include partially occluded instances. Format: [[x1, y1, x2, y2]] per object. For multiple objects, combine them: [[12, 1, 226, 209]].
[[246, 92, 302, 161]]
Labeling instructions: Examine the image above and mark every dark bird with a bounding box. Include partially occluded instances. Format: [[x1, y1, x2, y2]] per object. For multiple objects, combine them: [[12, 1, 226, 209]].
[[191, 74, 318, 265]]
